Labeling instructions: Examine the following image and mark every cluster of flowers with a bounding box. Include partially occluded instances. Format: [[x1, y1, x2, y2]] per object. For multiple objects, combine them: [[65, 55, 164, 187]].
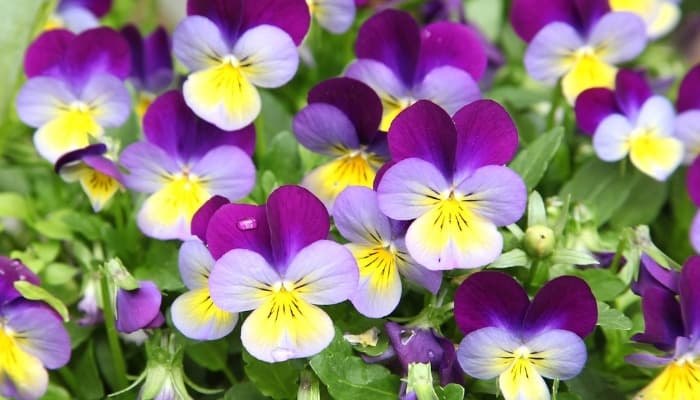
[[2, 0, 700, 399]]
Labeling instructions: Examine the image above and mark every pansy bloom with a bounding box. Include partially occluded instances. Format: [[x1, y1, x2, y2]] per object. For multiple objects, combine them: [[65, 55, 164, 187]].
[[333, 186, 441, 317], [171, 240, 238, 340], [47, 0, 112, 32], [376, 100, 526, 270], [207, 185, 358, 362], [511, 0, 647, 103], [120, 90, 256, 240], [610, 0, 681, 39], [346, 9, 485, 131], [115, 280, 164, 334], [0, 257, 71, 400], [675, 64, 700, 164], [55, 143, 124, 212], [16, 27, 131, 163], [687, 159, 700, 253], [575, 69, 683, 181], [306, 0, 356, 34], [293, 77, 387, 207], [456, 272, 597, 400], [627, 256, 700, 399], [173, 0, 311, 130], [121, 24, 174, 119]]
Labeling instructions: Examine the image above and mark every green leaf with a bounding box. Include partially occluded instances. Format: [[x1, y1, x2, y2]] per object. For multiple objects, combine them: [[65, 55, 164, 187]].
[[186, 339, 229, 372], [42, 262, 78, 286], [527, 191, 547, 227], [488, 249, 529, 269], [596, 302, 633, 330], [572, 269, 626, 301], [258, 130, 302, 184], [437, 384, 465, 400], [243, 351, 302, 400], [610, 173, 668, 227], [310, 330, 400, 400], [550, 249, 599, 267], [0, 192, 29, 221], [74, 341, 105, 399], [222, 383, 270, 400], [13, 281, 69, 321], [509, 127, 564, 191]]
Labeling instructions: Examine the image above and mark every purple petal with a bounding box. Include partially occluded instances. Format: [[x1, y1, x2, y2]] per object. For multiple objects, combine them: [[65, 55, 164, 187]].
[[510, 0, 577, 42], [625, 352, 674, 367], [437, 336, 463, 386], [79, 74, 131, 127], [190, 146, 256, 201], [388, 100, 456, 177], [83, 155, 124, 184], [573, 0, 610, 31], [631, 286, 683, 351], [206, 203, 272, 261], [61, 27, 131, 82], [307, 77, 382, 145], [688, 157, 700, 206], [614, 69, 653, 120], [60, 0, 112, 17], [332, 186, 392, 245], [632, 253, 680, 295], [122, 24, 173, 93], [692, 211, 700, 254], [587, 12, 647, 64], [574, 88, 617, 135], [524, 22, 584, 82], [178, 240, 215, 290], [2, 300, 71, 369], [119, 141, 179, 193], [415, 22, 487, 81], [293, 103, 360, 156], [452, 100, 519, 180], [355, 9, 420, 85], [412, 66, 481, 116], [680, 256, 700, 340], [115, 281, 162, 333], [191, 195, 229, 242], [523, 329, 588, 379], [15, 76, 76, 127], [522, 276, 597, 338], [172, 16, 229, 71], [386, 322, 445, 370], [394, 240, 442, 294], [23, 29, 75, 78], [0, 258, 40, 304], [678, 65, 700, 112], [266, 186, 330, 270], [457, 326, 520, 379], [454, 271, 529, 335]]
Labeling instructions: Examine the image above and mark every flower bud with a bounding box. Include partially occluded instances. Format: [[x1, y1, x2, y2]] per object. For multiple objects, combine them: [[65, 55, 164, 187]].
[[524, 225, 556, 258]]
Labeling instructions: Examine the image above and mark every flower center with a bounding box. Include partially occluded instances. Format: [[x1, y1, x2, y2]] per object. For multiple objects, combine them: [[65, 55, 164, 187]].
[[637, 355, 700, 399], [380, 96, 414, 132]]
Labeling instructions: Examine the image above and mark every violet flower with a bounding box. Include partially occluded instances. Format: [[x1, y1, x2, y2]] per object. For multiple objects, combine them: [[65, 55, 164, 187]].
[[172, 0, 311, 130], [0, 257, 71, 400], [345, 9, 485, 131], [119, 90, 256, 240], [456, 272, 597, 400], [511, 0, 647, 103], [332, 186, 441, 317], [115, 280, 165, 334], [16, 27, 131, 163], [675, 64, 700, 164], [626, 256, 700, 398], [48, 0, 112, 32], [575, 69, 683, 181], [293, 77, 388, 207], [206, 185, 358, 362], [610, 0, 681, 39], [376, 100, 526, 270]]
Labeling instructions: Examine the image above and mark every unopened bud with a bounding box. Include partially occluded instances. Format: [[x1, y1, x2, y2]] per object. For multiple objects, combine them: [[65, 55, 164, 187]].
[[524, 225, 556, 258]]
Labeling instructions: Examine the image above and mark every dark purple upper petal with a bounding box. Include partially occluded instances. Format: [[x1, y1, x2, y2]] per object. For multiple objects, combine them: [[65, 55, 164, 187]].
[[61, 27, 131, 83], [307, 78, 382, 145], [452, 100, 518, 180], [24, 29, 75, 78], [59, 0, 112, 17], [415, 22, 487, 82], [54, 143, 107, 173], [572, 0, 610, 34], [191, 195, 230, 243], [614, 69, 653, 119], [83, 155, 124, 183], [266, 185, 330, 271], [522, 276, 598, 338], [187, 0, 310, 45], [355, 9, 421, 86], [206, 203, 272, 261], [121, 24, 173, 93], [574, 88, 617, 135], [115, 280, 162, 333], [0, 257, 40, 304], [688, 157, 700, 207], [387, 100, 457, 178], [632, 254, 680, 295], [510, 0, 577, 42], [680, 256, 700, 340], [454, 271, 529, 335], [436, 336, 463, 386], [631, 285, 683, 352], [678, 64, 700, 113], [143, 90, 256, 163]]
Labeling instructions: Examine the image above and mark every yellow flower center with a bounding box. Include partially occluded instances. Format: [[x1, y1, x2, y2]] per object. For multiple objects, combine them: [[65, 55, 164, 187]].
[[636, 356, 700, 399], [561, 47, 616, 104], [380, 96, 414, 132], [0, 324, 45, 391]]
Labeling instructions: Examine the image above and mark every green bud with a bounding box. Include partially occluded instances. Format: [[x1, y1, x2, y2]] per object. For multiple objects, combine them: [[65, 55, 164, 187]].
[[406, 363, 438, 400], [104, 258, 139, 290], [297, 370, 320, 400], [524, 225, 556, 258]]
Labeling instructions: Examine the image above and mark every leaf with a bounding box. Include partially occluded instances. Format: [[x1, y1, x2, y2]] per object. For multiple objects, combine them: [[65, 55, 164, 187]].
[[243, 351, 303, 400], [488, 249, 529, 269], [572, 269, 626, 301], [310, 330, 400, 400], [509, 127, 564, 191], [258, 130, 302, 184], [527, 191, 546, 227], [74, 341, 105, 399], [0, 192, 29, 220], [437, 384, 465, 400], [596, 302, 633, 330], [186, 339, 229, 372], [13, 280, 69, 321], [550, 249, 599, 267], [610, 173, 668, 228], [223, 383, 270, 400]]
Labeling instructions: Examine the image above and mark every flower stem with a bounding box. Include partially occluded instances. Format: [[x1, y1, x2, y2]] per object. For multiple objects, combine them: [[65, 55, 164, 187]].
[[609, 238, 626, 275], [100, 274, 129, 390], [547, 84, 563, 130]]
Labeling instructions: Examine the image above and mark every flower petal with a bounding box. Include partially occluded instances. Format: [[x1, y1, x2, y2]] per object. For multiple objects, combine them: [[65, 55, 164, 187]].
[[0, 344, 48, 400], [301, 154, 380, 209], [498, 360, 550, 400], [592, 114, 633, 161], [33, 111, 101, 163], [680, 256, 700, 340], [416, 22, 487, 81], [115, 281, 162, 334], [293, 103, 360, 156], [510, 0, 577, 42], [678, 65, 700, 113], [676, 110, 700, 164], [171, 288, 238, 341], [524, 22, 583, 83], [588, 12, 647, 64], [332, 186, 392, 245], [629, 135, 683, 181], [574, 87, 617, 134], [23, 29, 75, 78], [688, 157, 700, 206], [413, 66, 481, 116], [457, 326, 521, 379], [346, 243, 402, 318], [632, 285, 683, 351], [691, 210, 700, 254], [190, 146, 256, 200], [79, 74, 131, 127], [614, 69, 653, 120], [394, 239, 442, 294], [233, 25, 299, 88], [179, 240, 215, 290], [16, 76, 76, 127], [205, 203, 272, 261], [62, 27, 131, 81], [0, 258, 40, 304], [173, 16, 229, 71], [119, 141, 180, 193], [311, 0, 356, 34], [524, 329, 588, 380], [191, 195, 229, 242], [454, 165, 526, 226]]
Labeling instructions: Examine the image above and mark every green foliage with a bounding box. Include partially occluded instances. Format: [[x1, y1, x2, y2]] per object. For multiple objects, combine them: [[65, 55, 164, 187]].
[[243, 351, 303, 400], [510, 127, 565, 191]]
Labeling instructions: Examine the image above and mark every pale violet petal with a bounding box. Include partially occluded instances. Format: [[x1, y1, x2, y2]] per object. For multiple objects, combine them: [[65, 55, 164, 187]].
[[587, 12, 647, 64], [16, 76, 76, 127], [524, 329, 588, 380], [233, 25, 299, 88], [675, 110, 700, 164], [413, 66, 481, 115], [457, 326, 521, 379], [332, 186, 392, 245], [178, 240, 215, 290], [635, 96, 676, 136], [311, 0, 356, 34], [593, 114, 633, 161], [173, 15, 229, 71], [524, 22, 583, 83]]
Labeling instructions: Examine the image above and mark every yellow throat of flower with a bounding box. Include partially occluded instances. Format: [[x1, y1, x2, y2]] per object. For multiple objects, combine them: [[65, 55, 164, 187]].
[[0, 324, 45, 389], [635, 356, 700, 400], [380, 96, 414, 132], [561, 47, 617, 104]]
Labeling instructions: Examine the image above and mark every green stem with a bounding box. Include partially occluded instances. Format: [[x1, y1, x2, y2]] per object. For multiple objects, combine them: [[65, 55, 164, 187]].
[[546, 84, 563, 130], [526, 260, 542, 291], [609, 238, 626, 275], [100, 274, 129, 390], [222, 368, 237, 385], [58, 367, 80, 395]]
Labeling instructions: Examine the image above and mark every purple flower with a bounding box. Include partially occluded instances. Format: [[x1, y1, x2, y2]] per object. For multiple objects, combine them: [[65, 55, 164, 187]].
[[675, 64, 700, 165], [55, 143, 124, 212], [0, 258, 71, 400], [687, 158, 700, 253], [16, 28, 131, 163], [511, 0, 647, 103], [115, 280, 164, 334], [77, 276, 103, 326], [345, 9, 485, 131], [627, 256, 700, 399], [171, 240, 238, 340], [172, 0, 311, 130], [609, 0, 681, 39], [307, 0, 356, 34], [575, 69, 683, 181], [332, 186, 441, 317], [456, 272, 597, 400], [293, 78, 388, 207], [207, 186, 358, 362], [119, 90, 256, 240], [376, 100, 526, 270], [49, 0, 112, 32]]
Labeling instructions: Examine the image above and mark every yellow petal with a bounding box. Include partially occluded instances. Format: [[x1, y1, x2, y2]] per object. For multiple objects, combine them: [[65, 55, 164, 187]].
[[635, 359, 700, 400], [648, 2, 681, 38], [79, 169, 121, 212], [499, 359, 550, 400], [629, 133, 684, 181], [302, 152, 382, 208], [34, 107, 103, 162], [561, 54, 616, 104], [171, 288, 238, 340], [379, 96, 413, 132], [0, 329, 49, 399]]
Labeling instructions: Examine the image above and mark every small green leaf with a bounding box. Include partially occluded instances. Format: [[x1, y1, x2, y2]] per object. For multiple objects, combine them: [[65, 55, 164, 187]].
[[550, 249, 599, 266], [243, 351, 303, 400], [185, 339, 229, 372], [527, 191, 547, 227], [436, 384, 465, 400], [611, 173, 668, 227], [223, 383, 270, 400], [572, 269, 626, 301], [596, 302, 633, 330], [13, 281, 69, 322], [509, 126, 564, 191], [0, 192, 29, 221], [488, 249, 529, 269], [74, 341, 105, 399]]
